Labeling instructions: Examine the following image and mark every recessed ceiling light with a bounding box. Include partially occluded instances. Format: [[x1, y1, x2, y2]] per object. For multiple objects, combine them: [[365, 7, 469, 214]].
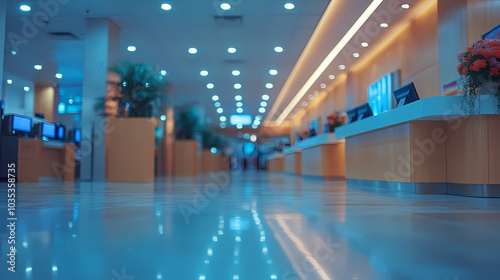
[[188, 47, 198, 54], [262, 94, 270, 101], [234, 83, 242, 89], [237, 108, 243, 113], [361, 42, 369, 47], [200, 70, 208, 76], [329, 75, 335, 80], [302, 101, 308, 107], [380, 23, 389, 28], [401, 4, 410, 9], [11, 50, 16, 55], [34, 65, 42, 70], [55, 73, 63, 79], [308, 95, 314, 100], [274, 46, 283, 53], [353, 53, 360, 58], [256, 115, 262, 120], [252, 125, 258, 129], [127, 46, 136, 52], [259, 107, 266, 113], [320, 83, 326, 89], [221, 3, 231, 10], [212, 95, 219, 101], [232, 70, 240, 76], [260, 101, 267, 107], [160, 70, 167, 76], [284, 3, 295, 10], [220, 116, 227, 122], [207, 83, 214, 89], [269, 69, 278, 76], [7, 79, 13, 84], [24, 87, 30, 92], [265, 83, 273, 89], [236, 102, 243, 107], [20, 5, 31, 12], [313, 91, 319, 96], [161, 3, 172, 10], [237, 124, 243, 129], [228, 47, 237, 54], [217, 108, 224, 114], [339, 65, 346, 70], [220, 123, 227, 129], [214, 102, 221, 107], [160, 115, 167, 121], [235, 95, 242, 101]]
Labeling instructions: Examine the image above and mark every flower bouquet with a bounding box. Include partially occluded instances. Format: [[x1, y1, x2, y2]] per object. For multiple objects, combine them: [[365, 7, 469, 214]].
[[324, 113, 347, 133], [457, 39, 500, 111]]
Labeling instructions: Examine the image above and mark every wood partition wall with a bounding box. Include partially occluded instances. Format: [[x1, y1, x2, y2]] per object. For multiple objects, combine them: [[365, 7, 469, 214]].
[[344, 115, 500, 197], [18, 138, 76, 182]]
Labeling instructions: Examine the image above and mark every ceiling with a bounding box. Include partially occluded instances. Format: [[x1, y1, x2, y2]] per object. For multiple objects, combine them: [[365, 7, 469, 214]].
[[3, 0, 331, 126]]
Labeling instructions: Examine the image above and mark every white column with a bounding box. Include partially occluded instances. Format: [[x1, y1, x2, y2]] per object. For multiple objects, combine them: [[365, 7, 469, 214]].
[[80, 19, 120, 181], [0, 0, 6, 99]]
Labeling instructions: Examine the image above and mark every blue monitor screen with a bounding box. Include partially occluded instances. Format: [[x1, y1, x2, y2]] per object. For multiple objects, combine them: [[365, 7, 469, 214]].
[[42, 123, 56, 138], [12, 116, 32, 132], [57, 126, 65, 139], [74, 129, 81, 143]]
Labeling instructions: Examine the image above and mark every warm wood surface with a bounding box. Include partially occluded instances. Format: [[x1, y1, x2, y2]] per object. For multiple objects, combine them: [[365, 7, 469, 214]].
[[106, 118, 156, 182], [173, 140, 199, 176], [301, 143, 345, 178]]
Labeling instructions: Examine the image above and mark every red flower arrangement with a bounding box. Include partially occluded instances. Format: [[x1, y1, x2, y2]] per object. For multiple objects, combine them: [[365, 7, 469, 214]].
[[325, 113, 347, 133], [457, 39, 500, 96]]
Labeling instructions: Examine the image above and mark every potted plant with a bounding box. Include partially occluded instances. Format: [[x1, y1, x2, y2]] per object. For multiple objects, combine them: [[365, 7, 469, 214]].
[[457, 39, 500, 113], [173, 109, 201, 176], [324, 113, 347, 133], [200, 128, 219, 173], [104, 62, 165, 182]]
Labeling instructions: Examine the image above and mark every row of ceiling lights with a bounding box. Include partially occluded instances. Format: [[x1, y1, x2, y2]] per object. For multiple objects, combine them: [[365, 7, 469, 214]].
[[287, 3, 411, 120], [159, 2, 296, 12]]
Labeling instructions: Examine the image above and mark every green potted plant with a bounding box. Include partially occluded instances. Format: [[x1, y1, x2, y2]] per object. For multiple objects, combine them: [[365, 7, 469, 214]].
[[104, 62, 165, 182], [173, 109, 201, 176], [200, 129, 229, 173], [457, 39, 500, 113]]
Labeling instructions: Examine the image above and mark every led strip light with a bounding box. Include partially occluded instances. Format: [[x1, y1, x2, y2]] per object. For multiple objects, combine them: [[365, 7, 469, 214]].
[[275, 0, 385, 125]]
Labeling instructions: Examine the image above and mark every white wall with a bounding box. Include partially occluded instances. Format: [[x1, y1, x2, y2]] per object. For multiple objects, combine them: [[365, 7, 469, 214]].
[[3, 73, 35, 117]]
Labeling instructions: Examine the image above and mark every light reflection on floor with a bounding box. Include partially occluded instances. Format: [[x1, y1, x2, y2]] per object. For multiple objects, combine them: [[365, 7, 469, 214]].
[[1, 171, 500, 279]]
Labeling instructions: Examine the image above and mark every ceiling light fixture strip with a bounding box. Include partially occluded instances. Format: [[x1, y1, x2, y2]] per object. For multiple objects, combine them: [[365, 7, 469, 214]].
[[275, 0, 385, 125]]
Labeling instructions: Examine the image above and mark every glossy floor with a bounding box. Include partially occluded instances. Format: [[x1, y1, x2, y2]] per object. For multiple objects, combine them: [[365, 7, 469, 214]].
[[1, 171, 500, 280]]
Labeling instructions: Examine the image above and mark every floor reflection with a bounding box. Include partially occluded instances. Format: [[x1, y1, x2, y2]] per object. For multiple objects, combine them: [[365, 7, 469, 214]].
[[1, 171, 500, 279]]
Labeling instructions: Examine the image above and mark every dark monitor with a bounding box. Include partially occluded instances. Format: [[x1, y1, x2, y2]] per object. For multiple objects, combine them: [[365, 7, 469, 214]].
[[482, 23, 500, 40], [56, 125, 65, 140], [394, 82, 420, 107], [346, 108, 359, 123], [42, 123, 56, 138], [357, 103, 373, 121]]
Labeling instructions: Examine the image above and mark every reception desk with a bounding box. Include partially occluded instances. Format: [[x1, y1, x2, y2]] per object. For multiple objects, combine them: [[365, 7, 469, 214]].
[[336, 95, 500, 197], [267, 154, 285, 172], [17, 138, 76, 183], [267, 133, 346, 179]]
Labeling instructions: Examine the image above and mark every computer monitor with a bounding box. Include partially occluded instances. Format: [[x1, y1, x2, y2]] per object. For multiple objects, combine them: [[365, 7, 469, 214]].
[[56, 124, 65, 140], [3, 115, 32, 136], [394, 82, 420, 107], [482, 23, 500, 40], [41, 123, 56, 139], [346, 108, 359, 123], [69, 128, 81, 144], [357, 103, 374, 121]]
